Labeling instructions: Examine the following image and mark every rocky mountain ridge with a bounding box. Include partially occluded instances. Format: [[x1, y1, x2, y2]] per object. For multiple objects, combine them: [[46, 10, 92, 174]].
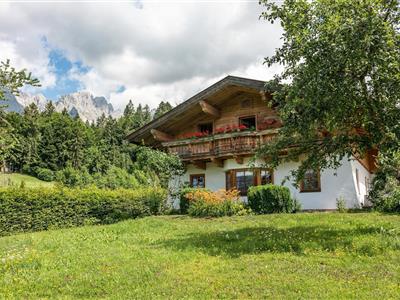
[[2, 91, 121, 122]]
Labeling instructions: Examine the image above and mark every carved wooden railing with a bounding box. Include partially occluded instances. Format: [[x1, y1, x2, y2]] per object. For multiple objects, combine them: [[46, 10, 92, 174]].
[[162, 129, 278, 160]]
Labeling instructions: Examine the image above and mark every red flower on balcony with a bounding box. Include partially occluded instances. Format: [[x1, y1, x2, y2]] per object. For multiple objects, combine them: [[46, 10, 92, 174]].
[[239, 124, 248, 131], [215, 127, 225, 134], [177, 130, 212, 140], [194, 132, 204, 138]]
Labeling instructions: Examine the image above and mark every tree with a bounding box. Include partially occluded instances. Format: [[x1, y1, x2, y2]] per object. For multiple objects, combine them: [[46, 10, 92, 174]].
[[0, 59, 40, 171], [123, 99, 135, 117], [258, 0, 400, 183], [21, 103, 41, 169], [43, 101, 56, 116], [154, 101, 173, 119], [0, 59, 40, 102]]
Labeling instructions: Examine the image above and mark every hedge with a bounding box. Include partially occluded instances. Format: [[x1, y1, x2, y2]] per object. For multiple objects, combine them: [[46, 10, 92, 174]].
[[247, 184, 299, 214], [0, 186, 167, 236]]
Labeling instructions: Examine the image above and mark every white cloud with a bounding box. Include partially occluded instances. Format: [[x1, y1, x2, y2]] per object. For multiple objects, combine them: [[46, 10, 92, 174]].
[[0, 1, 282, 109], [0, 39, 56, 91]]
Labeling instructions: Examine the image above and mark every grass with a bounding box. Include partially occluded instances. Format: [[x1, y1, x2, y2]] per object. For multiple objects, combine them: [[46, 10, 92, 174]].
[[0, 213, 399, 299], [0, 173, 54, 188]]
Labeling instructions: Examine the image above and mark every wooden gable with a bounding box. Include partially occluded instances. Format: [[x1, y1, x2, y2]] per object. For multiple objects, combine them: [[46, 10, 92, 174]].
[[126, 76, 273, 146]]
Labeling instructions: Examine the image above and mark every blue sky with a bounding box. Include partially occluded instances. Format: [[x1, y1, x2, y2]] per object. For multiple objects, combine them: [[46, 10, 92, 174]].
[[45, 49, 84, 100], [44, 45, 126, 101]]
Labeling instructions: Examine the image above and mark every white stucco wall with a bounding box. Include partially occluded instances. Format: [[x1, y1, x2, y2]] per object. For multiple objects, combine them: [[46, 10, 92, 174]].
[[170, 156, 370, 210], [274, 160, 358, 209], [349, 158, 373, 206]]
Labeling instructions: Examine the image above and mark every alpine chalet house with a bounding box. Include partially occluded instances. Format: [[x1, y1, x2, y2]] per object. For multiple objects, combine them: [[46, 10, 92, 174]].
[[127, 76, 375, 210]]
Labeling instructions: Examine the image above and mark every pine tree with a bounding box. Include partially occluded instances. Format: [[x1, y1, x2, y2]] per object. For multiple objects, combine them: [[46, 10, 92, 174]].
[[154, 101, 173, 119], [43, 101, 55, 116], [123, 100, 135, 117]]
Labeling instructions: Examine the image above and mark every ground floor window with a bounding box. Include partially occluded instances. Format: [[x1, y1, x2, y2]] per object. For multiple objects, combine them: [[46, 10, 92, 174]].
[[300, 169, 321, 192], [260, 169, 273, 185], [190, 174, 205, 188], [226, 168, 273, 196]]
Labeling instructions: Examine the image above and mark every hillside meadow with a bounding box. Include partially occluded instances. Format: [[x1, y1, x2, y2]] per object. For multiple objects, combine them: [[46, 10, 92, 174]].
[[0, 213, 399, 299], [0, 173, 54, 188]]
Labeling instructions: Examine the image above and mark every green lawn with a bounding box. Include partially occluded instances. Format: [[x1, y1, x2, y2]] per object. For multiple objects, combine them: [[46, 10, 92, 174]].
[[0, 213, 399, 299], [0, 173, 54, 188]]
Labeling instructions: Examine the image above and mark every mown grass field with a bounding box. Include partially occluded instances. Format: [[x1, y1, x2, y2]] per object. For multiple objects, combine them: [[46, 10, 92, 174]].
[[0, 173, 54, 188], [0, 213, 399, 299]]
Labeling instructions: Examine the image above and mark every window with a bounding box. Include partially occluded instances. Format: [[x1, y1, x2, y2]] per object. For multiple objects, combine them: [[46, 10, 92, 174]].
[[226, 168, 273, 196], [190, 174, 205, 188], [236, 170, 254, 196], [198, 123, 213, 134], [260, 169, 273, 185], [300, 169, 321, 192], [239, 116, 256, 130]]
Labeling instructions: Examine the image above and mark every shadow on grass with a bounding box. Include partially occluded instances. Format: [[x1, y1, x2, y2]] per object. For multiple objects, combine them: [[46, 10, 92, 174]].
[[158, 225, 383, 257]]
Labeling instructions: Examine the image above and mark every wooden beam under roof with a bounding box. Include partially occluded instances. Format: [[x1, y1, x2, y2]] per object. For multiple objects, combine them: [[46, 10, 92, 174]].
[[150, 129, 173, 142], [190, 160, 206, 170], [234, 155, 244, 164], [199, 100, 220, 118], [211, 158, 224, 168]]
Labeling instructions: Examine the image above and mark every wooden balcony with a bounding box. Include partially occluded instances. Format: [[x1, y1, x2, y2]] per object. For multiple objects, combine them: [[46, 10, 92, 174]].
[[162, 129, 278, 161]]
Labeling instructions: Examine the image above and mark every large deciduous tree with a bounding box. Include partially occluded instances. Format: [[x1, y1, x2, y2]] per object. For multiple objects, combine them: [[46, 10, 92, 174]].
[[258, 0, 400, 185], [0, 59, 40, 171]]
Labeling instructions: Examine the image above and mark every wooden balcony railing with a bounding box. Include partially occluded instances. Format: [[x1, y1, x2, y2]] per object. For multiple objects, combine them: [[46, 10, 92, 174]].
[[162, 129, 278, 161]]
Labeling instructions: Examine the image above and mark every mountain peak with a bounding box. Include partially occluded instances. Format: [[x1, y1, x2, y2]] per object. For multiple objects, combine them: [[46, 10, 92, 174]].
[[3, 91, 121, 122]]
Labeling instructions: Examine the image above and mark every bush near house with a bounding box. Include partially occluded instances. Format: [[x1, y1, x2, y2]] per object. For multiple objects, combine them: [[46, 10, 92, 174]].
[[179, 187, 208, 214], [0, 186, 166, 236], [370, 150, 400, 213], [248, 184, 299, 214], [184, 189, 248, 217], [372, 181, 400, 213]]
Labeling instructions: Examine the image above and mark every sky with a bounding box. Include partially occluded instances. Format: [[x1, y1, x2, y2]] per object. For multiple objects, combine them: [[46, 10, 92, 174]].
[[0, 0, 283, 110]]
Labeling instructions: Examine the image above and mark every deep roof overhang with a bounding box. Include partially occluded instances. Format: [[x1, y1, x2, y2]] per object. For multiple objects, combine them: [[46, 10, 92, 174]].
[[126, 75, 266, 146]]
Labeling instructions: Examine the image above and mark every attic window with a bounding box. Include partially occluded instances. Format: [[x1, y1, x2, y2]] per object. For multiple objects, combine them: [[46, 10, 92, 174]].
[[239, 116, 256, 130], [198, 122, 213, 134]]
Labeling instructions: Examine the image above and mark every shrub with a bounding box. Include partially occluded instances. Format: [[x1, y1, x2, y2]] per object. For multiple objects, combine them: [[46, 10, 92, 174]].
[[95, 166, 140, 189], [34, 167, 55, 182], [187, 199, 248, 217], [247, 184, 296, 214], [336, 196, 347, 213], [370, 150, 400, 213], [179, 187, 205, 214], [134, 146, 184, 188], [185, 189, 249, 217], [0, 186, 167, 236], [293, 198, 302, 212], [56, 166, 93, 187], [372, 178, 400, 213]]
